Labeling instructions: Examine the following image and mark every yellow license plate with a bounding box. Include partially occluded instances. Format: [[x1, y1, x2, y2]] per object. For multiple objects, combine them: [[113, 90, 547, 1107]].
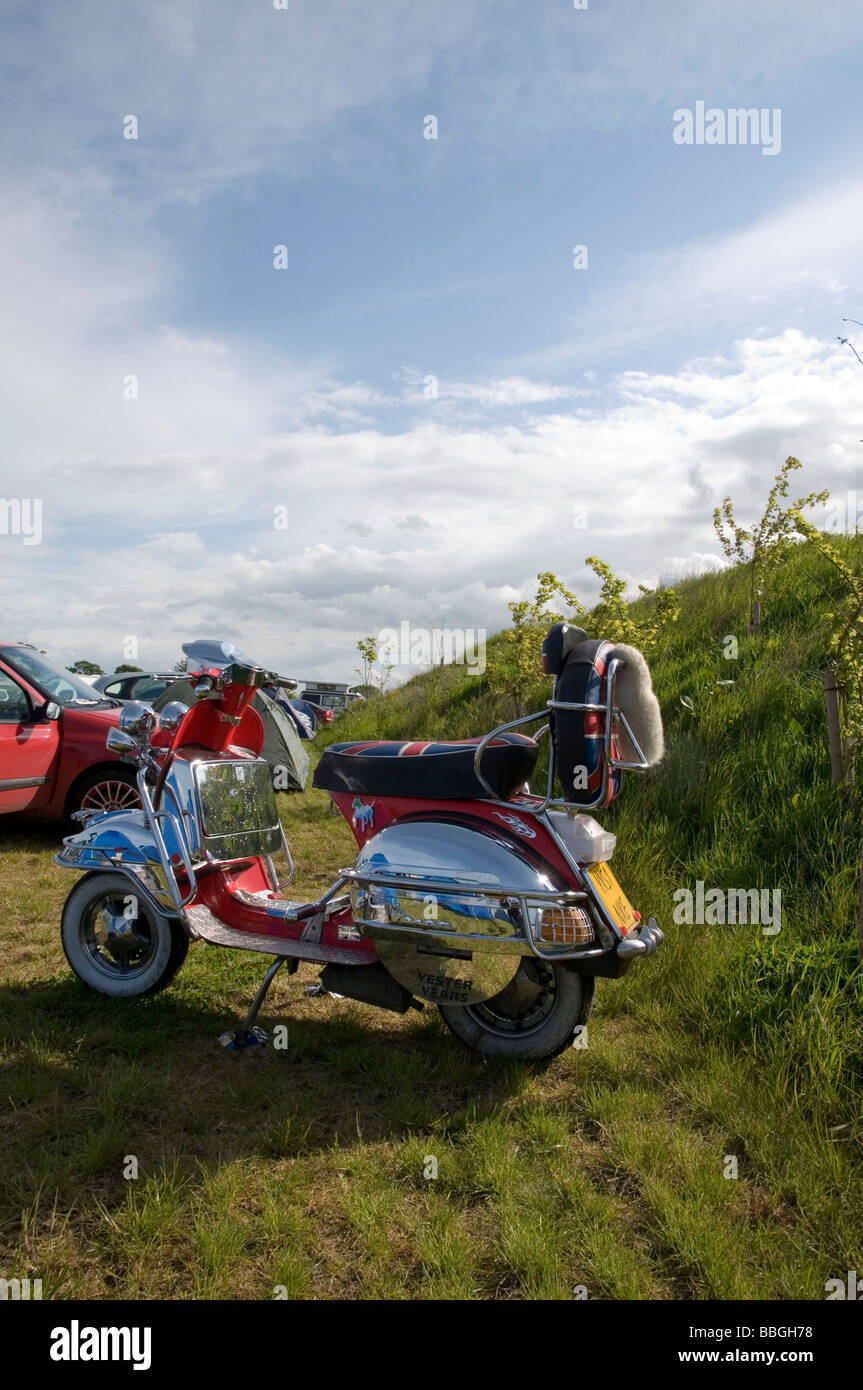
[[587, 861, 638, 933]]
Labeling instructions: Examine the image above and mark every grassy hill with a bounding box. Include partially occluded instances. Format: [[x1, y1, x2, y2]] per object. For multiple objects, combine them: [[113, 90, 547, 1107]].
[[1, 536, 861, 1299], [317, 535, 863, 1255]]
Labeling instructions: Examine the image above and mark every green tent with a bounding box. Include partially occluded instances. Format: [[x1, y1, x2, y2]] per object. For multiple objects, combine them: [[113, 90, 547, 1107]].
[[153, 680, 310, 792]]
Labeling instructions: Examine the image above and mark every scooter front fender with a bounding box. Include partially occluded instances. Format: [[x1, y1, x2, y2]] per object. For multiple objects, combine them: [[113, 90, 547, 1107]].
[[54, 809, 180, 917]]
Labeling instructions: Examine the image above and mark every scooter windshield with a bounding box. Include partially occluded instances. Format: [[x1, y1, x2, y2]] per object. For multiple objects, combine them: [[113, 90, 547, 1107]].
[[182, 639, 259, 674]]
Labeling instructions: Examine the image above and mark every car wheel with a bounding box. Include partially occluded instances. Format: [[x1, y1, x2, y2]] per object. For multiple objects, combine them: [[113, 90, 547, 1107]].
[[70, 768, 142, 819]]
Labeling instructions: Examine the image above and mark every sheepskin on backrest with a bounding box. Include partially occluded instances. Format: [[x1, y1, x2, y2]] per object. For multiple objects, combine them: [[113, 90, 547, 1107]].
[[607, 644, 664, 766]]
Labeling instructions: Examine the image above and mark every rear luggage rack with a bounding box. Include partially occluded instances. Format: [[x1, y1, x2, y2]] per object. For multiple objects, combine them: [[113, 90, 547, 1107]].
[[473, 654, 651, 814]]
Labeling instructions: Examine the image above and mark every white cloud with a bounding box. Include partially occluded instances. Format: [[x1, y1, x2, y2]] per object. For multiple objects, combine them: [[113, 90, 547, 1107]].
[[537, 175, 863, 369], [658, 552, 730, 581], [396, 368, 590, 410], [3, 331, 860, 678]]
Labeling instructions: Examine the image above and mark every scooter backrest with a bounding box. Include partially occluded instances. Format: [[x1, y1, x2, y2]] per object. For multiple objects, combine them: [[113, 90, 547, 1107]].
[[541, 622, 588, 676], [543, 625, 621, 807]]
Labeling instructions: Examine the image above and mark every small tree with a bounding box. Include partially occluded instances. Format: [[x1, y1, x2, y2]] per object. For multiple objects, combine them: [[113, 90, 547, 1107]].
[[585, 558, 679, 650], [354, 636, 394, 693], [69, 659, 103, 676], [713, 456, 829, 632], [493, 573, 587, 717], [356, 636, 378, 691], [492, 563, 679, 718], [790, 512, 863, 769], [114, 664, 142, 673]]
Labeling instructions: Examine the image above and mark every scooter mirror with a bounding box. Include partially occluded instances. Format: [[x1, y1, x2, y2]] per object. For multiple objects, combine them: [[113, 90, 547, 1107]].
[[106, 727, 139, 757], [118, 700, 158, 740]]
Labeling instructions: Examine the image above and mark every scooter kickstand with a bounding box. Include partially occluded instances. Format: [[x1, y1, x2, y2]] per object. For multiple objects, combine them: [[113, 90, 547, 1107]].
[[217, 955, 298, 1052]]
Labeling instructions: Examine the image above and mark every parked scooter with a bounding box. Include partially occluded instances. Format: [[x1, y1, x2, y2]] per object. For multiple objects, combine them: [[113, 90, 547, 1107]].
[[56, 629, 665, 1059]]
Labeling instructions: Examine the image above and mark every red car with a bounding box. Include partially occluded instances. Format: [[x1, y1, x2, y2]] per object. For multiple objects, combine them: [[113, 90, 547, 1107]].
[[0, 644, 141, 822]]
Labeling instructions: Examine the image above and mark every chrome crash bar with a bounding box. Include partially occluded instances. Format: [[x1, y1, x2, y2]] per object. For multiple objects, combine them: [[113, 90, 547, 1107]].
[[136, 766, 197, 913], [339, 867, 606, 963]]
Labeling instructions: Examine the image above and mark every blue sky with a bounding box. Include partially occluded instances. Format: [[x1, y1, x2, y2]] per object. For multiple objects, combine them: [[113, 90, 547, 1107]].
[[2, 1, 863, 680]]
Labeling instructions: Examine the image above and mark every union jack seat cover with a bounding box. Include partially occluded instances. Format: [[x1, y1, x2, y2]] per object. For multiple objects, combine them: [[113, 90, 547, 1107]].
[[313, 732, 538, 801]]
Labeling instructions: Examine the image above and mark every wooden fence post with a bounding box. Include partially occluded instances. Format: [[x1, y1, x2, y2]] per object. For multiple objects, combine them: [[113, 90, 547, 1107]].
[[749, 600, 761, 635], [859, 822, 863, 960], [824, 669, 846, 784]]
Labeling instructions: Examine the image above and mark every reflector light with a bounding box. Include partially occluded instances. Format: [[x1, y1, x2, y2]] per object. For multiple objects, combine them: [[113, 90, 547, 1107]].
[[619, 910, 640, 939], [538, 906, 595, 946]]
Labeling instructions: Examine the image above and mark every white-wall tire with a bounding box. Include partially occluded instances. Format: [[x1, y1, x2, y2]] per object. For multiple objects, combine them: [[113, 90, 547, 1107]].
[[61, 873, 187, 998]]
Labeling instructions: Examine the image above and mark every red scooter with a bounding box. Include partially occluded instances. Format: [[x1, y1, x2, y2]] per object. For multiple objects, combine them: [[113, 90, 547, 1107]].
[[56, 628, 665, 1059]]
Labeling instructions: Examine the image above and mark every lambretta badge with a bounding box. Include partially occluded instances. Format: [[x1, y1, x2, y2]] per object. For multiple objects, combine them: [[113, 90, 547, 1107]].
[[49, 1321, 152, 1371], [492, 812, 536, 838]]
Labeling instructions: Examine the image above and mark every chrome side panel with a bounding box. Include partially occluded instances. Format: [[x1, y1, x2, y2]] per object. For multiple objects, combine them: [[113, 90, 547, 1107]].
[[355, 819, 556, 891], [353, 818, 553, 943], [350, 819, 596, 1003]]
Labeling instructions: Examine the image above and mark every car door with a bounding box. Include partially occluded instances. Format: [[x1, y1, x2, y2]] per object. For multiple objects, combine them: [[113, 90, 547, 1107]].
[[0, 667, 61, 813]]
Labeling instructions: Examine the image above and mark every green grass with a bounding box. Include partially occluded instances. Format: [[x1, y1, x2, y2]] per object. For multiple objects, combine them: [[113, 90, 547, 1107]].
[[1, 537, 862, 1298]]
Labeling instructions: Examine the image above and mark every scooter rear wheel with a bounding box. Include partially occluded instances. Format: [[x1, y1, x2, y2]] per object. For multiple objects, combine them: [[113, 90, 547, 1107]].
[[61, 873, 188, 998], [437, 958, 593, 1059]]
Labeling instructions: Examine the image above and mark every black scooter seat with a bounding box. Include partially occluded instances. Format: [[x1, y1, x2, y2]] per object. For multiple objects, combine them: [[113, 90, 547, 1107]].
[[313, 734, 538, 801]]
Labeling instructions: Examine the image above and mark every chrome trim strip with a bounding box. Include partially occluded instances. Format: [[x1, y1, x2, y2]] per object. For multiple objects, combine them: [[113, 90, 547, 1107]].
[[340, 867, 588, 901]]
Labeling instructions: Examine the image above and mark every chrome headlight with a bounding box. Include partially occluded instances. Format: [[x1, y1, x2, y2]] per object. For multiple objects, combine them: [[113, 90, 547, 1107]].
[[118, 701, 157, 740], [158, 700, 189, 734], [106, 727, 139, 757]]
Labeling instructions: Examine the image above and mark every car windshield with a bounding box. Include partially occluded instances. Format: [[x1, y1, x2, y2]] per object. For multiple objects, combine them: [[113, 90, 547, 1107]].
[[0, 646, 111, 708]]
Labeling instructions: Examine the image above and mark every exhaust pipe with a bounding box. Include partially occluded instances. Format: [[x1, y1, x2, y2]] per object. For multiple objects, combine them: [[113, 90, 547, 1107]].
[[317, 962, 421, 1014]]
